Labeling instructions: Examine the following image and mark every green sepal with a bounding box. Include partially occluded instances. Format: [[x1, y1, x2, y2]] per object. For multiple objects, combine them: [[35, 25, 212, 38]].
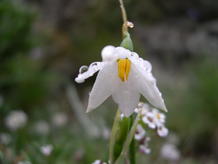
[[120, 32, 134, 51]]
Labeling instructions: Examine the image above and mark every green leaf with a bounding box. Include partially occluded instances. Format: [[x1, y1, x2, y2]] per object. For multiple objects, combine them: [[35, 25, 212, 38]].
[[109, 110, 131, 163]]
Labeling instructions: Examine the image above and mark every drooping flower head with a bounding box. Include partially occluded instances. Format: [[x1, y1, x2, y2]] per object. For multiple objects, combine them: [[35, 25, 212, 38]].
[[75, 46, 167, 116]]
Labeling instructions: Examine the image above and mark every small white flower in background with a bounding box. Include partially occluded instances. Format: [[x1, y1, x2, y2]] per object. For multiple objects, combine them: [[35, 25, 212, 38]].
[[139, 137, 151, 155], [152, 109, 166, 125], [157, 125, 168, 137], [92, 160, 101, 164], [34, 120, 50, 135], [120, 113, 125, 120], [142, 112, 156, 129], [18, 161, 31, 164], [139, 145, 151, 155], [5, 110, 27, 131], [52, 112, 68, 127], [135, 103, 169, 137], [135, 124, 146, 140], [40, 144, 53, 156], [75, 45, 167, 117], [0, 133, 11, 145], [160, 143, 180, 161], [134, 102, 169, 155], [92, 160, 107, 164]]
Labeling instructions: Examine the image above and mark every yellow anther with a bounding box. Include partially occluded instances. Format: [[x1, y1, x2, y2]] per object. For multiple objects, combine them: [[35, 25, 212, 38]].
[[117, 58, 131, 82]]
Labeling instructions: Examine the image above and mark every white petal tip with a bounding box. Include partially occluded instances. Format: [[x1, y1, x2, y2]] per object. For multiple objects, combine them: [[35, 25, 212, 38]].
[[86, 106, 95, 113], [75, 77, 84, 83], [162, 105, 168, 112]]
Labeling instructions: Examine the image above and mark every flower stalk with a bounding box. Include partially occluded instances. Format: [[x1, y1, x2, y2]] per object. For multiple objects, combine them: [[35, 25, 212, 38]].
[[118, 0, 133, 37], [118, 0, 134, 51], [120, 114, 140, 163]]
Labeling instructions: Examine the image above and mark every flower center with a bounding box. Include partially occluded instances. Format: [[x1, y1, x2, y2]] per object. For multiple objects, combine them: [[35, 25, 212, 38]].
[[117, 58, 131, 82]]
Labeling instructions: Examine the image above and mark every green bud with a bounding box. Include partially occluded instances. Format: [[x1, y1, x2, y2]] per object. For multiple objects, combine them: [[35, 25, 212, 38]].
[[120, 32, 134, 51]]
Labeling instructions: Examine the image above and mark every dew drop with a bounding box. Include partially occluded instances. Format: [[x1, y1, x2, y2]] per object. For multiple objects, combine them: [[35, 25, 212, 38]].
[[79, 65, 88, 74], [90, 62, 98, 67]]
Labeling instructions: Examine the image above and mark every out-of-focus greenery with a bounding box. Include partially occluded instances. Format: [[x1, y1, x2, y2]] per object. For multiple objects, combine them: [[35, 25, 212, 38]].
[[168, 59, 218, 158], [0, 0, 218, 164], [0, 0, 56, 110]]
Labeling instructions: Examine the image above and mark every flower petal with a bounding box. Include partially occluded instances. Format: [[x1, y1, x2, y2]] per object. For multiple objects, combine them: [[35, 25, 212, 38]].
[[101, 45, 116, 61], [75, 62, 104, 83], [112, 69, 140, 116], [87, 62, 119, 112], [131, 60, 167, 112], [112, 87, 140, 117]]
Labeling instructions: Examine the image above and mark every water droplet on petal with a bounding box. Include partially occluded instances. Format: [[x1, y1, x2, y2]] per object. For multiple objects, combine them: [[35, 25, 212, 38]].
[[127, 21, 134, 28], [131, 52, 139, 58], [89, 62, 99, 71], [79, 65, 88, 74]]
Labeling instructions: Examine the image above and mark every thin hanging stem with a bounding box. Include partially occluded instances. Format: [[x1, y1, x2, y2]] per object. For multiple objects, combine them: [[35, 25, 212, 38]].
[[118, 0, 133, 37], [118, 0, 128, 24]]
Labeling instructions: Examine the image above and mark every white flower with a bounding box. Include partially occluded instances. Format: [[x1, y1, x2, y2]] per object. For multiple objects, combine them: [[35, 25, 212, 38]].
[[5, 110, 27, 131], [120, 113, 125, 120], [142, 112, 156, 129], [157, 125, 169, 137], [134, 102, 149, 115], [139, 145, 151, 154], [92, 160, 101, 164], [18, 161, 31, 164], [40, 144, 53, 156], [139, 137, 151, 155], [92, 160, 107, 164], [75, 46, 167, 116], [152, 109, 166, 126], [135, 124, 146, 140], [160, 143, 180, 161], [136, 103, 169, 137]]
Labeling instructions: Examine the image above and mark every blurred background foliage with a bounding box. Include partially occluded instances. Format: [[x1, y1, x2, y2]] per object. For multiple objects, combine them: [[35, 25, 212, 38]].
[[0, 0, 218, 163]]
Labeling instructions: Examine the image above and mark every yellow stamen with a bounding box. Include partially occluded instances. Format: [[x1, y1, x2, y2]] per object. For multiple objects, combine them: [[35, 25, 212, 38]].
[[117, 58, 131, 82]]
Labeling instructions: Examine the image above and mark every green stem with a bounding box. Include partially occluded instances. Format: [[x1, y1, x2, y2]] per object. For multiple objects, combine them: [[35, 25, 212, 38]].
[[129, 138, 136, 164], [122, 113, 139, 156], [115, 113, 140, 164], [118, 0, 129, 37], [109, 110, 121, 164]]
